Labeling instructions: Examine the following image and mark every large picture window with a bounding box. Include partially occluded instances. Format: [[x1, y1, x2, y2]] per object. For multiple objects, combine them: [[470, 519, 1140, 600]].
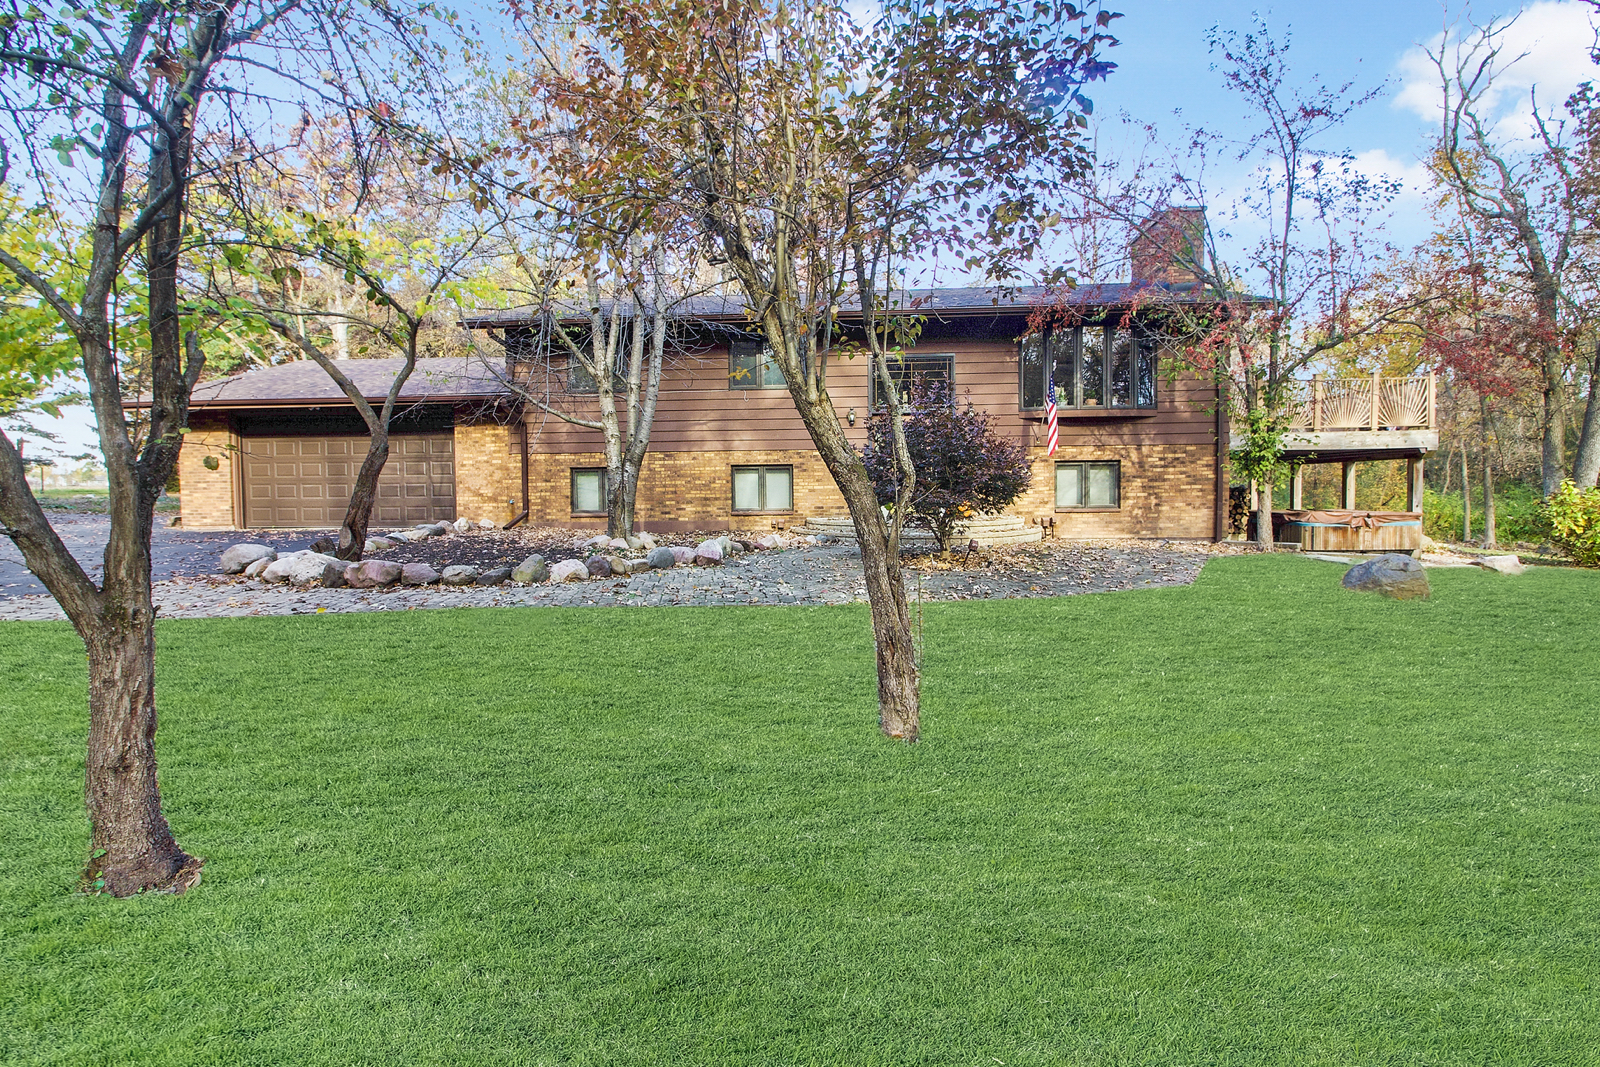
[[571, 467, 607, 514], [1055, 461, 1120, 509], [1020, 325, 1157, 411], [730, 340, 785, 389], [731, 465, 794, 512], [870, 352, 954, 408]]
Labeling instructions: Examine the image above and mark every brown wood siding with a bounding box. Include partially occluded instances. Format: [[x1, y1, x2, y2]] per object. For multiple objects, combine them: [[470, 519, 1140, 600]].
[[241, 433, 455, 528], [519, 341, 1219, 454]]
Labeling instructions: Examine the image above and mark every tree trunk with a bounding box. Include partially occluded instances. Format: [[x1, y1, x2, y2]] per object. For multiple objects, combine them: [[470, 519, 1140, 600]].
[[1460, 444, 1471, 543], [792, 397, 920, 740], [1541, 343, 1566, 497], [1482, 396, 1497, 548], [82, 602, 199, 895], [1253, 477, 1273, 549], [335, 435, 389, 560], [1572, 338, 1600, 488]]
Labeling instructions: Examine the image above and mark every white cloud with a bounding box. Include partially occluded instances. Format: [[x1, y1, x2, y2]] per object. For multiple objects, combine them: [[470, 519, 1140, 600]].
[[1395, 1, 1597, 136]]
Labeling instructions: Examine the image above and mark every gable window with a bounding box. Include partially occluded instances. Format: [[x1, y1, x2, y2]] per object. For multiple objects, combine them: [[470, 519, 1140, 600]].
[[731, 465, 794, 512], [571, 467, 607, 514], [871, 352, 954, 408], [1020, 325, 1157, 411], [1055, 461, 1120, 509], [730, 340, 785, 389]]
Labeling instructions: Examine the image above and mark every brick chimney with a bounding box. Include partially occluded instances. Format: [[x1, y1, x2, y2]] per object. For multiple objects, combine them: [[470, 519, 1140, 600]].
[[1129, 206, 1206, 286]]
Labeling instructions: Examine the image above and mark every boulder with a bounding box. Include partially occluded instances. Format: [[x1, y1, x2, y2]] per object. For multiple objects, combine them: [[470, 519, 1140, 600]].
[[476, 566, 512, 586], [696, 540, 724, 566], [625, 536, 644, 552], [1475, 553, 1526, 576], [646, 546, 678, 570], [478, 518, 496, 530], [756, 533, 784, 550], [638, 532, 658, 551], [407, 525, 435, 542], [1342, 553, 1431, 600], [727, 539, 746, 556], [586, 556, 613, 578], [582, 534, 611, 552], [243, 557, 273, 579], [388, 530, 414, 543], [287, 553, 343, 585], [604, 554, 631, 575], [349, 559, 403, 588], [321, 562, 349, 588], [400, 563, 440, 586], [715, 535, 733, 556], [220, 543, 276, 574], [627, 557, 651, 572], [511, 553, 550, 584], [260, 552, 308, 584], [362, 539, 384, 554], [441, 565, 480, 586], [669, 546, 696, 566], [425, 522, 452, 537], [309, 536, 336, 555], [550, 559, 589, 582], [608, 537, 630, 551], [453, 517, 473, 533]]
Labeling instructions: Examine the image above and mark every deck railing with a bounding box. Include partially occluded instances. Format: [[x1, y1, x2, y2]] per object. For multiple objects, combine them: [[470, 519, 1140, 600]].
[[1283, 372, 1436, 432]]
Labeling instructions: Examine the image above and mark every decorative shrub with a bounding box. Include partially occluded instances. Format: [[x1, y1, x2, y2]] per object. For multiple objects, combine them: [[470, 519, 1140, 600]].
[[1544, 480, 1600, 566], [860, 378, 1031, 551]]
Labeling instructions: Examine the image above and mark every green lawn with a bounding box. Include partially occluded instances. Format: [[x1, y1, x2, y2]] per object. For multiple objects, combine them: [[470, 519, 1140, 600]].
[[2, 557, 1597, 1065]]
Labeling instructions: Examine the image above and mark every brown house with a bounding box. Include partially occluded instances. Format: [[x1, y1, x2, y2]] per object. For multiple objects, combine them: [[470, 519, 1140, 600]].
[[164, 286, 1236, 539], [463, 284, 1231, 539]]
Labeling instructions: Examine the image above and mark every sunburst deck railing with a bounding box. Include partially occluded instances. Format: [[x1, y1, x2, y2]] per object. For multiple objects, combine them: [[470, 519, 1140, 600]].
[[1280, 372, 1435, 432]]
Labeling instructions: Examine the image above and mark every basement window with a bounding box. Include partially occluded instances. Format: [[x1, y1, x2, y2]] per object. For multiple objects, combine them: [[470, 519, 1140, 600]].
[[1055, 461, 1120, 509], [732, 465, 794, 512], [571, 468, 607, 515]]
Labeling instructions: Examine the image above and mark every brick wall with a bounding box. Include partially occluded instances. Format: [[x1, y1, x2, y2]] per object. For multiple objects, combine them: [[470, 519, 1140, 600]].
[[522, 449, 848, 532], [453, 421, 521, 526], [1012, 442, 1217, 539], [177, 415, 238, 529]]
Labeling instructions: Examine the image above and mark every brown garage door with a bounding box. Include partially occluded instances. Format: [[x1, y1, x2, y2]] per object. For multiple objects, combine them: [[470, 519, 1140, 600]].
[[242, 434, 455, 528]]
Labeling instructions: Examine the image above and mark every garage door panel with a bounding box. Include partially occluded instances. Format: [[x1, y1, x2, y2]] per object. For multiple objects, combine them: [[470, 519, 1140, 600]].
[[243, 433, 455, 528]]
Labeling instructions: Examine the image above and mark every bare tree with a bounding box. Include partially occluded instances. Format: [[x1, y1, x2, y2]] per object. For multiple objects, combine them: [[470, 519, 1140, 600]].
[[0, 0, 464, 895]]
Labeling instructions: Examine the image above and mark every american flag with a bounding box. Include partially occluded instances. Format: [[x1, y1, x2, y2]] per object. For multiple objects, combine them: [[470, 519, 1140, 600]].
[[1045, 369, 1059, 456]]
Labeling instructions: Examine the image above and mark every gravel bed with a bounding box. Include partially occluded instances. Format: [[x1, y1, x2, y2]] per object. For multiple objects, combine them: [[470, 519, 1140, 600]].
[[0, 528, 1218, 621]]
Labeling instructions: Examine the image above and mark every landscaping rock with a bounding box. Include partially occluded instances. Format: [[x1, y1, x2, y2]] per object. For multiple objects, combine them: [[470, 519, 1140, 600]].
[[669, 546, 696, 566], [388, 530, 414, 543], [453, 517, 473, 533], [550, 559, 589, 582], [260, 552, 308, 583], [349, 559, 403, 588], [715, 535, 733, 556], [511, 554, 549, 584], [756, 533, 783, 550], [441, 565, 480, 586], [1475, 553, 1526, 576], [287, 553, 343, 585], [696, 540, 724, 566], [625, 536, 644, 552], [581, 534, 611, 552], [638, 532, 658, 551], [243, 557, 273, 579], [478, 518, 496, 530], [401, 563, 440, 586], [425, 522, 452, 537], [220, 543, 275, 574], [476, 566, 512, 586], [646, 546, 678, 570], [604, 554, 631, 575], [321, 562, 348, 588], [586, 556, 613, 578], [608, 537, 630, 551], [1342, 553, 1431, 600], [627, 557, 651, 572], [309, 536, 336, 555]]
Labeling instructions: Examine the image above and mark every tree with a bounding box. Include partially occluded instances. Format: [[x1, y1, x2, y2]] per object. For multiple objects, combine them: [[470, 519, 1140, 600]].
[[515, 0, 1117, 740], [0, 0, 464, 896], [1052, 20, 1399, 547], [1430, 13, 1600, 495], [203, 136, 492, 559], [861, 378, 1030, 552]]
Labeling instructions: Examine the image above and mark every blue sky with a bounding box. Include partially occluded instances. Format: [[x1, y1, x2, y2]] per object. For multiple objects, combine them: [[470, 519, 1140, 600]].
[[31, 0, 1600, 465]]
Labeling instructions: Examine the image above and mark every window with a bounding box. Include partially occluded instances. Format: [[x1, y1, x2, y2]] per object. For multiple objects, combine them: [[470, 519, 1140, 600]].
[[871, 352, 954, 407], [1055, 461, 1120, 509], [731, 465, 794, 512], [730, 340, 785, 389], [571, 468, 607, 514], [567, 357, 598, 395], [1020, 326, 1157, 411]]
